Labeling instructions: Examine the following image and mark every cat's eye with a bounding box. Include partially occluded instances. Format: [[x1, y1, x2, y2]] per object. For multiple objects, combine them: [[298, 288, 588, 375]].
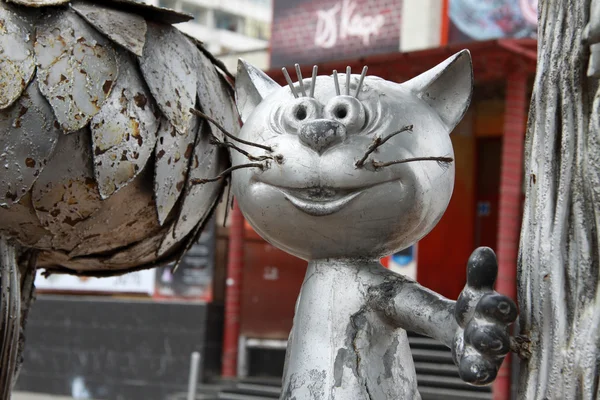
[[324, 96, 366, 134], [281, 98, 322, 131], [295, 105, 308, 121], [333, 105, 347, 119]]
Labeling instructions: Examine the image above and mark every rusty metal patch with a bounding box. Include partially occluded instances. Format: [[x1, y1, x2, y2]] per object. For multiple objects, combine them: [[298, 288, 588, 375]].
[[34, 9, 119, 133], [0, 2, 36, 109], [71, 1, 147, 57], [0, 79, 60, 207], [31, 128, 103, 252], [196, 52, 239, 141], [91, 51, 159, 199], [6, 0, 70, 7], [158, 121, 226, 255], [67, 167, 161, 258], [139, 23, 198, 136], [153, 116, 198, 225]]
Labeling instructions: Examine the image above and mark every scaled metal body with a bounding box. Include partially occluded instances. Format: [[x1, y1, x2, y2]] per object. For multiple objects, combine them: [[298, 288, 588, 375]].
[[232, 55, 518, 399], [0, 0, 236, 273]]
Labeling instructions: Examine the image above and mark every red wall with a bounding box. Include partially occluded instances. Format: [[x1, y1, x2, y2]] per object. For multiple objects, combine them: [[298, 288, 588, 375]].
[[417, 133, 476, 300]]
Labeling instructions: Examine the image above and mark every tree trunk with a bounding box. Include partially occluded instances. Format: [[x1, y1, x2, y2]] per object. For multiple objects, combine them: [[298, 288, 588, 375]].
[[518, 0, 600, 398]]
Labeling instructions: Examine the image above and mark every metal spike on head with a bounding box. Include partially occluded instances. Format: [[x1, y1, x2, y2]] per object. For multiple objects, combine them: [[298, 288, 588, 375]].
[[282, 67, 298, 98], [332, 70, 340, 96], [355, 66, 368, 98], [310, 65, 318, 98], [345, 66, 351, 95], [295, 64, 307, 97]]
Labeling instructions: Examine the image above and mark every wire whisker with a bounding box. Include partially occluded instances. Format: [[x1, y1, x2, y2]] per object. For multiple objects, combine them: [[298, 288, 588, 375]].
[[210, 139, 275, 162], [282, 67, 298, 98], [370, 156, 454, 169], [295, 64, 306, 97], [190, 163, 267, 185], [190, 108, 273, 152], [355, 125, 413, 168], [345, 66, 351, 95], [223, 178, 232, 227], [333, 70, 340, 95], [310, 65, 318, 97], [355, 66, 368, 98]]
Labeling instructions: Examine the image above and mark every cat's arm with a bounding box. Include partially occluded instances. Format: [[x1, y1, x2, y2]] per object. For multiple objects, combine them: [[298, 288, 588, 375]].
[[369, 247, 517, 385]]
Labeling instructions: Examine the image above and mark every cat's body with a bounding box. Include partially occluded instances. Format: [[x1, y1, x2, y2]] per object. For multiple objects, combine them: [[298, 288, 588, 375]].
[[231, 53, 518, 399], [283, 260, 421, 400]]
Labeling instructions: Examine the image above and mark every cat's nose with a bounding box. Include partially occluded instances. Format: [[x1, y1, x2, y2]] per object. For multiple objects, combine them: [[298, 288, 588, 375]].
[[298, 119, 346, 154]]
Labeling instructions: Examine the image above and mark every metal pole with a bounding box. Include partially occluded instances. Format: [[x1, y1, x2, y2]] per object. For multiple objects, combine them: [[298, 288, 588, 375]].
[[187, 352, 201, 400], [221, 201, 245, 377]]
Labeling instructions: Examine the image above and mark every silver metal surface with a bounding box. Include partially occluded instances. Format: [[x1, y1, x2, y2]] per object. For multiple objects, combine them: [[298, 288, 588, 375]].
[[232, 55, 472, 260], [153, 116, 198, 225], [71, 1, 147, 57], [91, 50, 159, 199], [34, 9, 119, 133], [31, 128, 102, 252], [0, 79, 60, 206], [0, 235, 20, 399], [233, 55, 517, 398], [0, 2, 36, 110], [139, 23, 198, 136]]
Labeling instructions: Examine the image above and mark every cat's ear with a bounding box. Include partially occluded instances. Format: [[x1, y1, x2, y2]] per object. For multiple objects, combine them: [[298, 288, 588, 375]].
[[236, 59, 281, 123], [403, 50, 473, 132]]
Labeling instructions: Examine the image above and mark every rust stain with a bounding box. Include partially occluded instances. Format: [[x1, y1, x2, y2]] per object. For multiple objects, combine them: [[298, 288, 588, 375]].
[[133, 93, 147, 109], [102, 80, 113, 94], [25, 158, 36, 168], [184, 143, 194, 159]]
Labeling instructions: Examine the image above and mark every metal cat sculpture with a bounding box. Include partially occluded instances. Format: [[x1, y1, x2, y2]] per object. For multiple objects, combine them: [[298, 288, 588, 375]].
[[231, 52, 518, 399], [0, 0, 235, 396]]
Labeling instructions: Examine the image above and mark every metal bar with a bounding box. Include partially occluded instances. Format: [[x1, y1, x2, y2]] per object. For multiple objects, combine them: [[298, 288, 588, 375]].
[[187, 352, 201, 400]]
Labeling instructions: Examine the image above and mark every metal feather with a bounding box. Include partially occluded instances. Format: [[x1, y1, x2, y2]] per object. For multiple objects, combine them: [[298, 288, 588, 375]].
[[196, 51, 239, 141], [91, 50, 159, 199], [34, 9, 119, 133], [31, 128, 103, 252], [158, 121, 227, 255], [153, 116, 198, 225], [70, 1, 147, 57], [0, 2, 36, 109], [0, 79, 60, 206], [139, 22, 198, 136], [67, 167, 161, 258]]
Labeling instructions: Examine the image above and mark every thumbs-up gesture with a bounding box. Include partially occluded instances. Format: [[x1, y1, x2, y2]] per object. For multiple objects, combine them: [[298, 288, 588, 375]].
[[452, 247, 518, 385]]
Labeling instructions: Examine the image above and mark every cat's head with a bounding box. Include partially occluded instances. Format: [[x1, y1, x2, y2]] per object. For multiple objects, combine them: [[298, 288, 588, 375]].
[[231, 51, 472, 261]]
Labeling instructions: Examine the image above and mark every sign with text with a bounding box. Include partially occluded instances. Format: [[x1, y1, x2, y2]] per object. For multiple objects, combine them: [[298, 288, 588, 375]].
[[448, 0, 537, 44], [35, 269, 155, 295], [270, 0, 403, 67]]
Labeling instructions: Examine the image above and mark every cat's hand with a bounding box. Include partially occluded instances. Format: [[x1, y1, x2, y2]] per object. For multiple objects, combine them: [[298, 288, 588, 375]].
[[452, 247, 518, 386]]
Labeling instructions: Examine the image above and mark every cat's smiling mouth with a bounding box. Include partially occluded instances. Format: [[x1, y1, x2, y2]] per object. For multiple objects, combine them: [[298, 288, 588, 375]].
[[275, 186, 365, 216]]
